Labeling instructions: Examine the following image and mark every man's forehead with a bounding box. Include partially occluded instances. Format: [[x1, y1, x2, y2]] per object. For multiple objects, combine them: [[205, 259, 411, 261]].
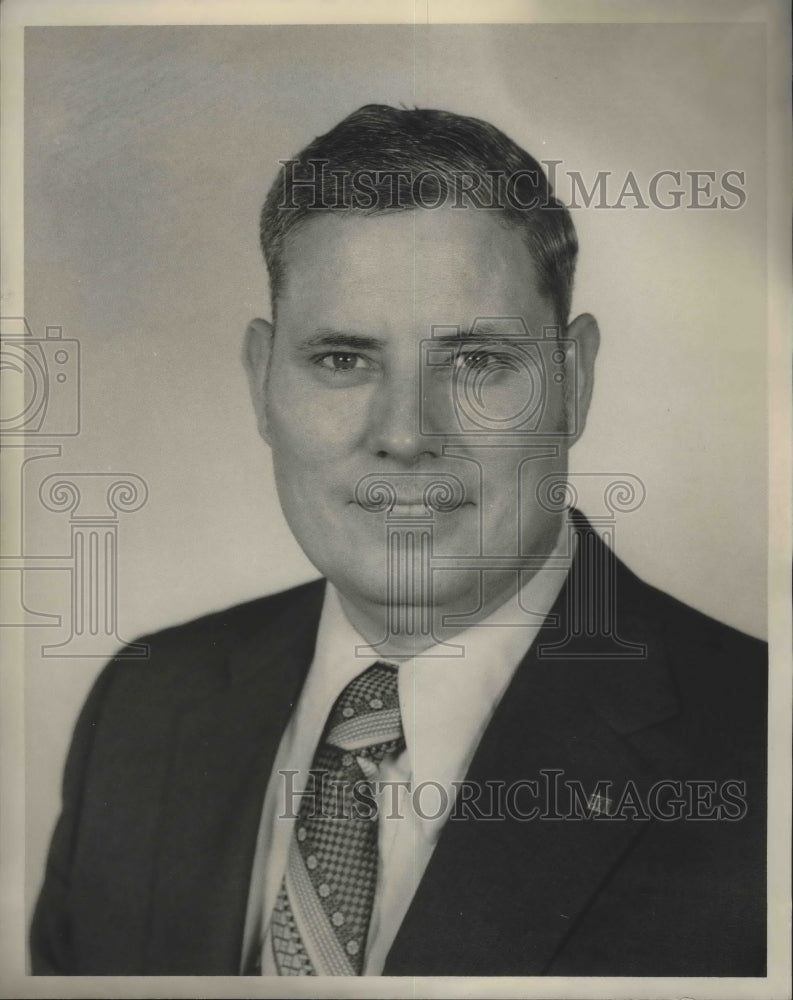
[[282, 207, 529, 268], [277, 208, 553, 328]]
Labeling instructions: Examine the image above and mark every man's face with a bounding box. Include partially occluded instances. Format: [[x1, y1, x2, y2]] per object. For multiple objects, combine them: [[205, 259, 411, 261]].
[[245, 208, 597, 635]]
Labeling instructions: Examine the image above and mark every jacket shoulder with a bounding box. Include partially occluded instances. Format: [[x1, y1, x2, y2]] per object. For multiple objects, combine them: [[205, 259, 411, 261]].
[[104, 577, 326, 695], [629, 570, 765, 661], [615, 557, 767, 757], [135, 577, 325, 652]]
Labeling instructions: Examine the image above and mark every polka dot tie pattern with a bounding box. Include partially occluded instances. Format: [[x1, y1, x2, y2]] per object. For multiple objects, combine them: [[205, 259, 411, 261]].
[[271, 661, 404, 975]]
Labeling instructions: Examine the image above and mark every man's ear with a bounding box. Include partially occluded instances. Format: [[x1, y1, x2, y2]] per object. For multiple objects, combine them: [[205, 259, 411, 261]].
[[242, 317, 275, 443], [564, 312, 600, 445]]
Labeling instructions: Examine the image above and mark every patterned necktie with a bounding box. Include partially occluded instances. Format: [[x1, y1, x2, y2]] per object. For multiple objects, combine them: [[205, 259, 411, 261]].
[[271, 661, 404, 975]]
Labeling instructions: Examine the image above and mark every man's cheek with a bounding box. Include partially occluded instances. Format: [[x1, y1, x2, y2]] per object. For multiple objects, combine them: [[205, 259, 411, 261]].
[[270, 429, 351, 481], [271, 382, 363, 446]]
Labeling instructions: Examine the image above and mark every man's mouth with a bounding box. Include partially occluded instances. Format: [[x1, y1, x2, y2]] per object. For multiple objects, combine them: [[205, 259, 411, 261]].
[[391, 497, 439, 513], [394, 496, 435, 507], [352, 472, 471, 514], [349, 496, 475, 514]]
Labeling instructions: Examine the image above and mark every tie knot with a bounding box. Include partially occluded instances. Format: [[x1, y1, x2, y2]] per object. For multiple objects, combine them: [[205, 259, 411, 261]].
[[323, 661, 404, 763]]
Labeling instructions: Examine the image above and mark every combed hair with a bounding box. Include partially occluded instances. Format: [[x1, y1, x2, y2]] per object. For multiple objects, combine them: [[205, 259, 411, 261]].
[[260, 104, 578, 324]]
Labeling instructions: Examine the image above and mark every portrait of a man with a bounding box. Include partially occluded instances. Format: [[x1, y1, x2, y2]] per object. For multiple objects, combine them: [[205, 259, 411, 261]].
[[7, 7, 787, 994], [29, 100, 767, 978]]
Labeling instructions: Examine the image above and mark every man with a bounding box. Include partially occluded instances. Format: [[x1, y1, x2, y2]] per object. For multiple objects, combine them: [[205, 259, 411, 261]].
[[31, 105, 766, 977]]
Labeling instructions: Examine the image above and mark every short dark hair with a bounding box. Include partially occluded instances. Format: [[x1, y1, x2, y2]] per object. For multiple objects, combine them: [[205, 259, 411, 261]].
[[260, 104, 578, 324]]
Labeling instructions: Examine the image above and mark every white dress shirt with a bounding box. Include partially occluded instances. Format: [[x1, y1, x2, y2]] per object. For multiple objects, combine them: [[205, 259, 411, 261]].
[[241, 531, 573, 975]]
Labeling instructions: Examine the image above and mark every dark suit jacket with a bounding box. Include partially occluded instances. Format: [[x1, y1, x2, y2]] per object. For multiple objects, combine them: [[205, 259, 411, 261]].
[[31, 514, 767, 976]]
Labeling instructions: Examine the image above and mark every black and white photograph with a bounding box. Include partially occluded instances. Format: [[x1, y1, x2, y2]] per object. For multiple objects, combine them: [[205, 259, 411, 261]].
[[1, 1, 790, 997]]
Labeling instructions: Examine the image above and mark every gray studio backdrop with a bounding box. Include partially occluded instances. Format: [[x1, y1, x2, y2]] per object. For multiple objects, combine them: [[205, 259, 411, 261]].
[[22, 23, 767, 921]]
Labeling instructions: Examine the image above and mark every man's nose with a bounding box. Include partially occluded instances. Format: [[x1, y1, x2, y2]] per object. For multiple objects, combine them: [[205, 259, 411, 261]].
[[365, 373, 440, 463]]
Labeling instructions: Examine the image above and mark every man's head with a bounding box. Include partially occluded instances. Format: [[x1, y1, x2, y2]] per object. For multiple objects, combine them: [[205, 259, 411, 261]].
[[245, 105, 599, 648], [260, 104, 579, 326]]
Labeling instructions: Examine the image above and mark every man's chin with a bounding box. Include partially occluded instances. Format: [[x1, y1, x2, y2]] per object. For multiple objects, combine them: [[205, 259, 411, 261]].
[[330, 566, 484, 619]]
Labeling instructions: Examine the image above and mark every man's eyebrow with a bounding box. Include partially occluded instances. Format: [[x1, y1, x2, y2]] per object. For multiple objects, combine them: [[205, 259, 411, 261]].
[[298, 329, 383, 351], [432, 321, 527, 342]]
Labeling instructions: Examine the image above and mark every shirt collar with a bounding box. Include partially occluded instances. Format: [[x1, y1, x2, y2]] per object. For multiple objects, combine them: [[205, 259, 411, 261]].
[[307, 526, 573, 794]]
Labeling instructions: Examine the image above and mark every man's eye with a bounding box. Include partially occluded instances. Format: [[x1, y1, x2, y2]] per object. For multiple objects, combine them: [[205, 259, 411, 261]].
[[317, 352, 369, 372], [455, 350, 519, 373], [456, 351, 492, 371]]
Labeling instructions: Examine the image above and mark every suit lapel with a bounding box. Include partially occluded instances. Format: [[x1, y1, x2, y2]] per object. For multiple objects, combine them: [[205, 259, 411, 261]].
[[143, 583, 324, 974], [385, 525, 679, 975]]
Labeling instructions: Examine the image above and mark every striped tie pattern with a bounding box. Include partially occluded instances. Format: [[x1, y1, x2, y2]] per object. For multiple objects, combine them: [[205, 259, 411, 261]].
[[271, 661, 404, 975]]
